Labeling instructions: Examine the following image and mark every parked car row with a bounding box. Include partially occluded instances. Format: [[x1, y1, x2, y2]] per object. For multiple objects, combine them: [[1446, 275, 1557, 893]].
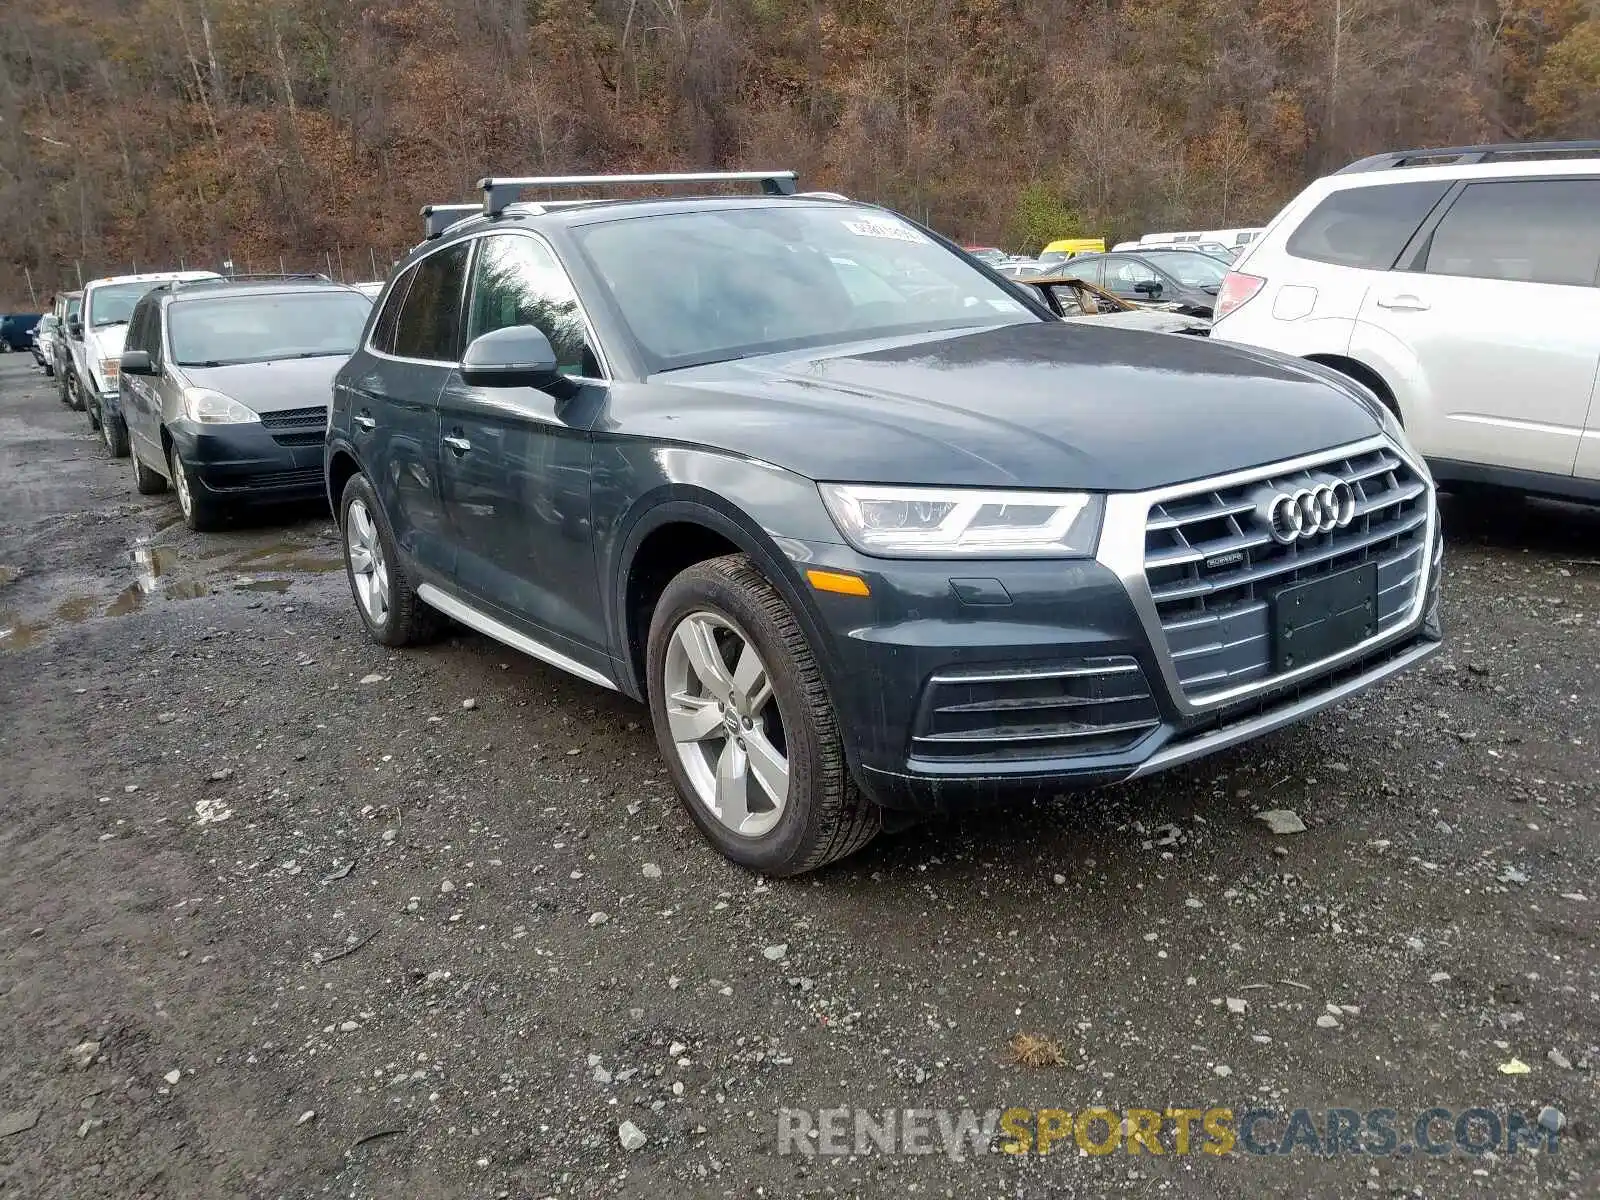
[[37, 270, 373, 530], [40, 142, 1590, 875]]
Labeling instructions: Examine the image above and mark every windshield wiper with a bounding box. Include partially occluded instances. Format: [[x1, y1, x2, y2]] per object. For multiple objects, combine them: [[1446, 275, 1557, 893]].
[[294, 350, 353, 359], [94, 319, 130, 328]]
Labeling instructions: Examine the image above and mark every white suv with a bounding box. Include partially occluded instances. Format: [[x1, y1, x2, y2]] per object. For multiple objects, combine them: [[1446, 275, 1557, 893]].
[[1209, 141, 1600, 502]]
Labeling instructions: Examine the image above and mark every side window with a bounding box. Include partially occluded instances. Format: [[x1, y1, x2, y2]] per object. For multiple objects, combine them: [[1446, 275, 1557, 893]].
[[1067, 257, 1103, 286], [466, 234, 598, 377], [1284, 181, 1449, 270], [392, 242, 471, 361], [126, 299, 155, 363], [369, 268, 413, 355], [1103, 257, 1158, 292], [1422, 179, 1600, 288]]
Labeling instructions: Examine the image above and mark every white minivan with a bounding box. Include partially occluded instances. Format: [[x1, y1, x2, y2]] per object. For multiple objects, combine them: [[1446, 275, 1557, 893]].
[[1210, 142, 1600, 502]]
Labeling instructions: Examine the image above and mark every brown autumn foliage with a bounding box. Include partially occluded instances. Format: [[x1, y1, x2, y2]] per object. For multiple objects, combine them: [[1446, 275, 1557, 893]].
[[1, 0, 1598, 304]]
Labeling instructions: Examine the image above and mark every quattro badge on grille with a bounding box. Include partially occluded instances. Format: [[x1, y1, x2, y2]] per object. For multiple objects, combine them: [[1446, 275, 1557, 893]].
[[1253, 479, 1356, 545]]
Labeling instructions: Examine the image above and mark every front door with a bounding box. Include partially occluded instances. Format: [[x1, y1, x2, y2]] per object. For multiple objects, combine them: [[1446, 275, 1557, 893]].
[[1351, 177, 1600, 477], [437, 230, 609, 667]]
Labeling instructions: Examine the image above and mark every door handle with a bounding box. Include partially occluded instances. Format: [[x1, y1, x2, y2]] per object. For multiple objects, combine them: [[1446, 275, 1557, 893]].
[[1375, 294, 1430, 312], [442, 434, 471, 454], [353, 411, 376, 431]]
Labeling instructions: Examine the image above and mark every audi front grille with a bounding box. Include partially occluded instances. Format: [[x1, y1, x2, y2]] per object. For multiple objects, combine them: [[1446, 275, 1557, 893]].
[[1142, 445, 1430, 701]]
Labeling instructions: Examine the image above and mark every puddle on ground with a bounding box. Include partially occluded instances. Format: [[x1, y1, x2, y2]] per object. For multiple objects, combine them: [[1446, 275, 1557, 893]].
[[55, 595, 99, 623], [0, 614, 46, 651], [105, 585, 146, 617], [3, 534, 340, 651], [132, 540, 183, 589]]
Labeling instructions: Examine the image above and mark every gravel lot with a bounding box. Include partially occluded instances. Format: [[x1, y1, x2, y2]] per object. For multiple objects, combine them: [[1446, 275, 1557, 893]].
[[0, 353, 1595, 1198]]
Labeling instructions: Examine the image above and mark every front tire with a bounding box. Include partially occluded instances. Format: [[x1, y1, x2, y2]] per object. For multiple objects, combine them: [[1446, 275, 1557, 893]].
[[84, 385, 101, 431], [646, 554, 880, 875], [168, 443, 220, 531], [102, 409, 130, 458], [338, 473, 442, 647]]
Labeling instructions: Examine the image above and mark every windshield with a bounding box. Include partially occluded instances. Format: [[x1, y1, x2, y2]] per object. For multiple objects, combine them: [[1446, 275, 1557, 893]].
[[1142, 251, 1229, 287], [169, 291, 372, 367], [573, 206, 1037, 371], [86, 282, 166, 327]]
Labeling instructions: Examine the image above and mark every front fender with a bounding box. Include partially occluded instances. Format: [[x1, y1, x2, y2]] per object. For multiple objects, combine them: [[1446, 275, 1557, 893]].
[[595, 442, 847, 703]]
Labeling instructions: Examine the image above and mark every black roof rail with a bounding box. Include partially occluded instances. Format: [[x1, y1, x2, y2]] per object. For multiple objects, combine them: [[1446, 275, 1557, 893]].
[[1336, 140, 1600, 174], [421, 204, 482, 240], [477, 170, 800, 217]]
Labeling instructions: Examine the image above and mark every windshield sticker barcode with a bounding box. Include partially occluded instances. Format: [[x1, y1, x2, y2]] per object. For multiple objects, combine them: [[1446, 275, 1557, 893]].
[[842, 219, 925, 244]]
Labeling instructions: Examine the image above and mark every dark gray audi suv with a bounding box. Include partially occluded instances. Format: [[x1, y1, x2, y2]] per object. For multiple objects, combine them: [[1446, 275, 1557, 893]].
[[326, 172, 1443, 875]]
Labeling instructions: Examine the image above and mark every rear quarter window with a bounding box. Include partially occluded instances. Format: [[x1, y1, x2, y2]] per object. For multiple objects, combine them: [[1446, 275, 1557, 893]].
[[1285, 181, 1450, 270], [1422, 179, 1600, 287]]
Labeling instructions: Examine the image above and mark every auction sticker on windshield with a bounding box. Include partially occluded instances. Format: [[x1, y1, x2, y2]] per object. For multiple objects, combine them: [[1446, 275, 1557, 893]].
[[842, 218, 926, 244]]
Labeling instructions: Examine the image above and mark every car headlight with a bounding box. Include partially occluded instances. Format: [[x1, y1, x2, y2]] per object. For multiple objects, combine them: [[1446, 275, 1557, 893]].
[[183, 388, 260, 424], [99, 356, 121, 383], [819, 484, 1104, 558]]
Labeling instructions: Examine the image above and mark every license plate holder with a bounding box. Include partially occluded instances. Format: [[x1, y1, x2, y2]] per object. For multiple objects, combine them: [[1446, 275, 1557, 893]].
[[1270, 562, 1379, 673]]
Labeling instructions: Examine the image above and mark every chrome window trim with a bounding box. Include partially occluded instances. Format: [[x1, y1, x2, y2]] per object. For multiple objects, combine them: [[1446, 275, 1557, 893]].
[[1095, 433, 1437, 718], [366, 227, 612, 381]]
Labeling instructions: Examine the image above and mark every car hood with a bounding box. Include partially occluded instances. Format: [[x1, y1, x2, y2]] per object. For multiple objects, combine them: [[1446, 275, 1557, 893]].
[[181, 356, 347, 414], [647, 321, 1386, 492], [86, 325, 129, 363]]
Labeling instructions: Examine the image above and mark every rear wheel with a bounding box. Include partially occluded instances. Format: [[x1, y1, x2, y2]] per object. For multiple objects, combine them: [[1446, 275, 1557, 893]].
[[130, 442, 167, 495], [646, 554, 880, 875], [339, 473, 443, 647], [168, 443, 220, 531]]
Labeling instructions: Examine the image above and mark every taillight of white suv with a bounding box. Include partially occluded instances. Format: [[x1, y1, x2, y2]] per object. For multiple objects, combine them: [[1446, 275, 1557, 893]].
[[1215, 271, 1265, 320]]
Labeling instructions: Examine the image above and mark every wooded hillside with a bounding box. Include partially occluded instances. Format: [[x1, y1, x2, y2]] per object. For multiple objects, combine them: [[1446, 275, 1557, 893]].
[[3, 0, 1598, 302]]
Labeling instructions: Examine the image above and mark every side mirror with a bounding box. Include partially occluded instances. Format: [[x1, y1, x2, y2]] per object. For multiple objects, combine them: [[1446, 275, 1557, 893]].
[[460, 325, 560, 389], [1133, 280, 1162, 297], [67, 317, 83, 338], [120, 350, 153, 376]]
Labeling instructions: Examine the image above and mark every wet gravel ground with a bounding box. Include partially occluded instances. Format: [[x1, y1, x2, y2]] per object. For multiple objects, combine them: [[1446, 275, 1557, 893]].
[[0, 354, 1595, 1198]]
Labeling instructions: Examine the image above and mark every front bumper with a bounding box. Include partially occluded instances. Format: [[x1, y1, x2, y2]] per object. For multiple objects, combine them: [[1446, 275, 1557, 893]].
[[169, 418, 327, 503], [797, 435, 1442, 811]]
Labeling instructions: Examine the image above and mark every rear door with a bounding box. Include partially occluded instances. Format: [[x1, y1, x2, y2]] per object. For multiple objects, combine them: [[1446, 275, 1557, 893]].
[[437, 230, 610, 665], [351, 242, 470, 583], [1351, 177, 1600, 477]]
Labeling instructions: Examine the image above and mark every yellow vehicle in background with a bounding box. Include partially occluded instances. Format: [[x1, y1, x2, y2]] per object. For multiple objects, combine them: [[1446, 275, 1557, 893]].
[[1037, 237, 1106, 267]]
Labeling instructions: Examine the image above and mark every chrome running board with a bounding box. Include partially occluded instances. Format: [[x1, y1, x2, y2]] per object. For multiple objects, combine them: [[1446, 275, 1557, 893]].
[[416, 583, 617, 691]]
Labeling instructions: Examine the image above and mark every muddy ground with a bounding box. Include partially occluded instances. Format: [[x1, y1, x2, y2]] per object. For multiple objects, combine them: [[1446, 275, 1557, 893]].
[[0, 353, 1595, 1199]]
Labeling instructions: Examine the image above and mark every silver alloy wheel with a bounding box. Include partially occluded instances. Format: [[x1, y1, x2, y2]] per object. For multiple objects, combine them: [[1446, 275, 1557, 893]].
[[662, 611, 788, 837], [170, 449, 194, 519], [345, 497, 391, 627]]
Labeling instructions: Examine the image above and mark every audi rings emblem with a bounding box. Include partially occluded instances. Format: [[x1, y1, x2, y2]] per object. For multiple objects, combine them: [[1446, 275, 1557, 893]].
[[1254, 480, 1356, 544]]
